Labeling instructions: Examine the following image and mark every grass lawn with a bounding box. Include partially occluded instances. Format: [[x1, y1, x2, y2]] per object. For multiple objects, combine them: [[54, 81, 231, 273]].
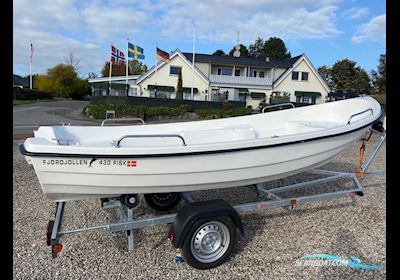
[[13, 98, 66, 106], [13, 100, 36, 106]]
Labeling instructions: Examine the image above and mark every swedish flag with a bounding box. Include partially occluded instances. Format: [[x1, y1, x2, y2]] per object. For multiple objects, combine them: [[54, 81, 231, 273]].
[[128, 42, 145, 60]]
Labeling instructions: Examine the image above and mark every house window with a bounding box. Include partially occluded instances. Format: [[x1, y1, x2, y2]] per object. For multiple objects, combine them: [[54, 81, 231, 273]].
[[296, 96, 316, 104], [170, 66, 181, 75], [221, 68, 232, 76], [235, 69, 241, 76], [253, 71, 257, 77], [217, 68, 221, 75], [301, 72, 309, 81], [292, 71, 299, 80], [259, 71, 265, 78]]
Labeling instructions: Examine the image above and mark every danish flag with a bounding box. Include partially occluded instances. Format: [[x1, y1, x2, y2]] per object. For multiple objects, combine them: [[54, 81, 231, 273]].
[[127, 160, 137, 167]]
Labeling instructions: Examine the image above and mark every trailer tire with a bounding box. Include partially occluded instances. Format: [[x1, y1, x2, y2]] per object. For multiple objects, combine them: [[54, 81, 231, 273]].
[[120, 194, 140, 209], [181, 215, 236, 270], [144, 193, 181, 211]]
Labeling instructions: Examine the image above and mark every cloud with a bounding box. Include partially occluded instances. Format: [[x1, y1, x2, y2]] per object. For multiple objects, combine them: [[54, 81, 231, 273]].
[[13, 0, 344, 76], [158, 1, 342, 44], [343, 7, 369, 19], [352, 14, 386, 44], [13, 28, 105, 77]]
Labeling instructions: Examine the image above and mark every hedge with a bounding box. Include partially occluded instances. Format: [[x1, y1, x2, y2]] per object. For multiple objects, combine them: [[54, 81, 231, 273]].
[[14, 87, 53, 100], [90, 95, 246, 110], [84, 104, 252, 120]]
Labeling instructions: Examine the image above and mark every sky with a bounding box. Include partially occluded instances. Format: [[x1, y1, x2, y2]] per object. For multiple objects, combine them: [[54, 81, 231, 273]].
[[13, 0, 386, 78]]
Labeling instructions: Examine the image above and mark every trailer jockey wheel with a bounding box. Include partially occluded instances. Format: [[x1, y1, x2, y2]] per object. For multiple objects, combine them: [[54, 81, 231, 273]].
[[120, 194, 140, 208], [181, 216, 236, 270], [144, 193, 181, 211]]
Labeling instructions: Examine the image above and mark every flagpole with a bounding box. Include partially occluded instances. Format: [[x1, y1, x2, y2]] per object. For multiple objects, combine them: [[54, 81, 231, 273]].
[[109, 42, 113, 96], [191, 26, 195, 100], [30, 58, 32, 90], [126, 38, 129, 96], [155, 42, 158, 97], [29, 41, 33, 89]]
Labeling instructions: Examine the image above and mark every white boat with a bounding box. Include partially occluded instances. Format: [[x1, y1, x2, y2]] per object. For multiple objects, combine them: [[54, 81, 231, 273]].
[[20, 96, 383, 202]]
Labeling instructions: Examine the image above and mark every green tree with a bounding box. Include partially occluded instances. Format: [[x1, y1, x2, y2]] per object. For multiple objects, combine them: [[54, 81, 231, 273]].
[[262, 37, 291, 60], [34, 74, 50, 91], [371, 54, 386, 95], [87, 72, 97, 79], [249, 37, 264, 58], [212, 49, 226, 56], [101, 62, 127, 77], [331, 59, 371, 95], [228, 44, 249, 57], [248, 37, 291, 60], [129, 60, 148, 75], [36, 64, 88, 98], [318, 65, 334, 88], [175, 71, 183, 100]]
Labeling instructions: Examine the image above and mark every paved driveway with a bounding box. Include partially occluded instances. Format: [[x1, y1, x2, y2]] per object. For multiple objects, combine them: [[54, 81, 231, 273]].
[[13, 100, 98, 136]]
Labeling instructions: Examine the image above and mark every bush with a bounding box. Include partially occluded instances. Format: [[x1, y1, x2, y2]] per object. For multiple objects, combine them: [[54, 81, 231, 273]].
[[14, 88, 54, 100], [90, 96, 246, 110], [84, 104, 252, 120]]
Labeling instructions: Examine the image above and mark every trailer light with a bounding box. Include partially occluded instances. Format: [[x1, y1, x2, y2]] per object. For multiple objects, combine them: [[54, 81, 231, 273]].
[[169, 233, 174, 242], [258, 204, 269, 209], [52, 244, 63, 254]]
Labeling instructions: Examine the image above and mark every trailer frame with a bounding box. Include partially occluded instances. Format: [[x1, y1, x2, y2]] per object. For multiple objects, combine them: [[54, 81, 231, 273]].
[[46, 128, 386, 263]]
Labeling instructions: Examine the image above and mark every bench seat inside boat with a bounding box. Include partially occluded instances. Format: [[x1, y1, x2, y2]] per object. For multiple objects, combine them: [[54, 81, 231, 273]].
[[112, 125, 259, 147]]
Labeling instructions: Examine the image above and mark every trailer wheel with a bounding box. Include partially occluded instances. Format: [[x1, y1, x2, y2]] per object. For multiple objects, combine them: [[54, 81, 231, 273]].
[[120, 194, 140, 208], [144, 193, 181, 211], [181, 216, 236, 270]]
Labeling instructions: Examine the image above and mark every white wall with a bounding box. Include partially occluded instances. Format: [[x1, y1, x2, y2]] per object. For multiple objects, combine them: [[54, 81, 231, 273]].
[[274, 58, 329, 104], [138, 54, 209, 100], [195, 62, 210, 77], [246, 89, 273, 109]]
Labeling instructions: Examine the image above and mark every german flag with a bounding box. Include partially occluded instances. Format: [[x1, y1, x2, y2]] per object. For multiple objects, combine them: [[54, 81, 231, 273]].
[[156, 47, 170, 62]]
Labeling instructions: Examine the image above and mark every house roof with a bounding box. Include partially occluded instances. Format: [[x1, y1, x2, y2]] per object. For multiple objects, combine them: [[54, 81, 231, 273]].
[[13, 74, 29, 88], [136, 50, 210, 84], [273, 54, 331, 93], [181, 53, 301, 68]]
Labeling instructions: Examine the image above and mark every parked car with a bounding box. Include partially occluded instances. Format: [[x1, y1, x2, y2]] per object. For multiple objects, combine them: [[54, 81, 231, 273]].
[[82, 94, 92, 101]]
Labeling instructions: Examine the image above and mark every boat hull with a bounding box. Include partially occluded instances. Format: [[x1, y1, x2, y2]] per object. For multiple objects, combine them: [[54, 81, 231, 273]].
[[26, 127, 367, 201]]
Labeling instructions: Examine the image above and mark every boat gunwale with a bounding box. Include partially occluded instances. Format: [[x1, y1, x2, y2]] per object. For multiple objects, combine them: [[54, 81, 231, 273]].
[[19, 111, 383, 159]]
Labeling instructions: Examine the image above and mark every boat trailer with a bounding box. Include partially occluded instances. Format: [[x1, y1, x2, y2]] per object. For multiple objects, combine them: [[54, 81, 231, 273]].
[[45, 127, 386, 269]]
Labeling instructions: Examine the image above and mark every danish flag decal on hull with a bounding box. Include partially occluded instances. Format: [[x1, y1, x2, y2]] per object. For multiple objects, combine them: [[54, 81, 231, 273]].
[[127, 160, 137, 167]]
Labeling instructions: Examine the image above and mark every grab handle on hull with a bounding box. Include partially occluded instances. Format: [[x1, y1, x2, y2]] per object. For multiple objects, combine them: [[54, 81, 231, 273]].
[[101, 118, 145, 126], [262, 103, 295, 113], [116, 134, 187, 148], [347, 108, 373, 125]]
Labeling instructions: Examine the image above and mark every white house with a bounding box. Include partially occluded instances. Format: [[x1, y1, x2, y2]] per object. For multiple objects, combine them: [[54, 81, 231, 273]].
[[89, 49, 331, 108]]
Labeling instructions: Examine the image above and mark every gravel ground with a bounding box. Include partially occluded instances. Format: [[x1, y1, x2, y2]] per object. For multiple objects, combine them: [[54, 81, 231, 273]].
[[13, 134, 386, 279]]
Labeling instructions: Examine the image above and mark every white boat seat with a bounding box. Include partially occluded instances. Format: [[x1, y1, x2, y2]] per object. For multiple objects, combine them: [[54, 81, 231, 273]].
[[182, 126, 257, 145]]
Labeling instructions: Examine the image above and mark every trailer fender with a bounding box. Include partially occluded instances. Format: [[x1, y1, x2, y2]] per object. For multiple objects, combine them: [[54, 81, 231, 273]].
[[169, 199, 244, 248]]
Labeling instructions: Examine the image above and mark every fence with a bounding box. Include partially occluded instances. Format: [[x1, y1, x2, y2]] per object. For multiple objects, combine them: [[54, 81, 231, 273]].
[[90, 96, 246, 110]]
